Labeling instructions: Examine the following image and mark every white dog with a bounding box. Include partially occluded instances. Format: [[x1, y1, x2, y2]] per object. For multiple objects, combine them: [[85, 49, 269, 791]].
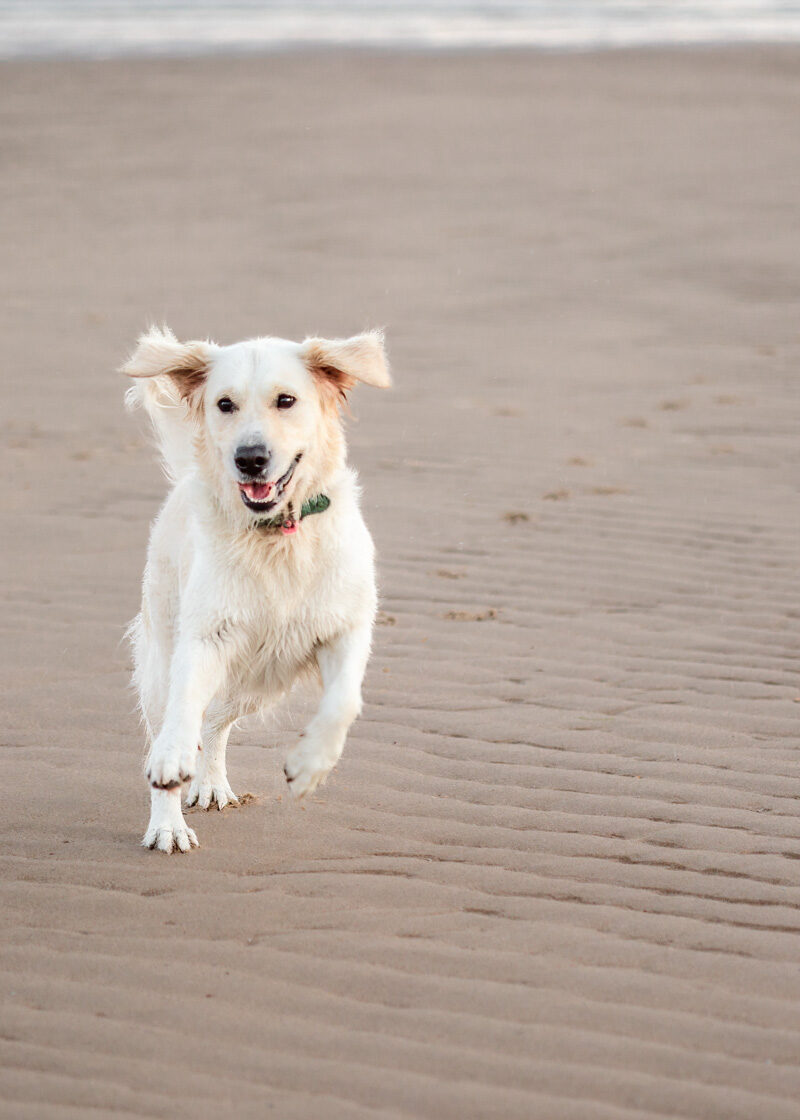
[[122, 326, 390, 852]]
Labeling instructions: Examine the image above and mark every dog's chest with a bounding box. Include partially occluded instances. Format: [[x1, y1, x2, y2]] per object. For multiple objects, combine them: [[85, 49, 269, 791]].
[[229, 562, 346, 691]]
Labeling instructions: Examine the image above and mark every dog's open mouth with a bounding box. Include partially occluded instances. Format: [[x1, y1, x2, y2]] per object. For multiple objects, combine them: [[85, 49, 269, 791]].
[[238, 454, 301, 512]]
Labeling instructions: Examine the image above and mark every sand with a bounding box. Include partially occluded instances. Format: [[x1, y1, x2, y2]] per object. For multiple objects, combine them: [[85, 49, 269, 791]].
[[2, 46, 800, 1119]]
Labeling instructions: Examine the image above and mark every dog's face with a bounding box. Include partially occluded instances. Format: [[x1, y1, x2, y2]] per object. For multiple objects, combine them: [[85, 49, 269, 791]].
[[123, 329, 390, 525], [205, 339, 325, 517]]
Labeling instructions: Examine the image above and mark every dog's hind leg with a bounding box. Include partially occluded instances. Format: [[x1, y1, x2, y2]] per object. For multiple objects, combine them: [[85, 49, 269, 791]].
[[185, 694, 265, 810], [185, 702, 238, 811], [129, 608, 168, 746]]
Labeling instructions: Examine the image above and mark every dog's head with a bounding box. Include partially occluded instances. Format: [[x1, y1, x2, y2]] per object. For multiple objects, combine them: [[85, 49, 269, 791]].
[[123, 326, 390, 525]]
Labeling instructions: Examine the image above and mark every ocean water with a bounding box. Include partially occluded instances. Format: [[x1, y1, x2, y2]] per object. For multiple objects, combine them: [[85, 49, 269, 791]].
[[2, 1, 800, 59]]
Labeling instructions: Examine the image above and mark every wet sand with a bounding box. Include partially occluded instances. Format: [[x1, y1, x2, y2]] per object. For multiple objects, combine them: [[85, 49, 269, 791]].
[[1, 47, 800, 1119]]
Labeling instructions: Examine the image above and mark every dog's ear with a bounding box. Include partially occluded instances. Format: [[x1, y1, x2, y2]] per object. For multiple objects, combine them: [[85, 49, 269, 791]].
[[301, 330, 391, 403], [120, 326, 215, 410]]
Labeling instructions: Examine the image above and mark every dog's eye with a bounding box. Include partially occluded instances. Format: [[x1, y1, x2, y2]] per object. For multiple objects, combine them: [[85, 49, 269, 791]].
[[217, 397, 237, 413], [276, 394, 296, 410]]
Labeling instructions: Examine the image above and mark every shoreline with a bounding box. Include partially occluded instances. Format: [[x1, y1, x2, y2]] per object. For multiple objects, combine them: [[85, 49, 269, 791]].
[[3, 38, 800, 62]]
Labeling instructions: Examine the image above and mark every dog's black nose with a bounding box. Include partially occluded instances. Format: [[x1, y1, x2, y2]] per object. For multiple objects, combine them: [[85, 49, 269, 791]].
[[235, 444, 269, 477]]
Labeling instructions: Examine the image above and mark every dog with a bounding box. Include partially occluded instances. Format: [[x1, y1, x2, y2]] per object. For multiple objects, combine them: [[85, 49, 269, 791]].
[[122, 325, 390, 852]]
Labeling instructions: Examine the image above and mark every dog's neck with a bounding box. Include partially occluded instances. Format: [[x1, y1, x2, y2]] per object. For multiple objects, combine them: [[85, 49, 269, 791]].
[[251, 492, 331, 536]]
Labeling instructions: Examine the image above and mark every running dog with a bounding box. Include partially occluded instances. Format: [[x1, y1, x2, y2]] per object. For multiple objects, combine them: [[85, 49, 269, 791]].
[[122, 326, 390, 852]]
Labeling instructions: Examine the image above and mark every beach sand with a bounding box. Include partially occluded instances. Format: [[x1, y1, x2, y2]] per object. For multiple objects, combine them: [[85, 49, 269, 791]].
[[1, 47, 800, 1119]]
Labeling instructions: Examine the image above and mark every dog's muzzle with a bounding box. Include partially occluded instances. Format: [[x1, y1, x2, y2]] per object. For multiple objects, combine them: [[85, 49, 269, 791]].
[[238, 453, 302, 511]]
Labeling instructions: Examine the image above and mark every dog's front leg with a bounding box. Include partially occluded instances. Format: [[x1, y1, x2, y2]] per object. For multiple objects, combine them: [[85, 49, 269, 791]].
[[146, 630, 235, 791], [143, 788, 198, 854], [284, 622, 373, 799], [143, 628, 236, 852]]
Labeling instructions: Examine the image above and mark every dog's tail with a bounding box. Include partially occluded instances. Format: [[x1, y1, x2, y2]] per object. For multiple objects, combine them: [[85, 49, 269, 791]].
[[124, 373, 197, 483]]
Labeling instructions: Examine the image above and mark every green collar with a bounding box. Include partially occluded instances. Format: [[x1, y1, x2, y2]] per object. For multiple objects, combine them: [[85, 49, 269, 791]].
[[254, 493, 330, 534]]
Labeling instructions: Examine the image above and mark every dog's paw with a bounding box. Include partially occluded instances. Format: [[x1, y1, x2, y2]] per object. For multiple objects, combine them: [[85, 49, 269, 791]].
[[143, 789, 199, 853], [143, 820, 199, 853], [284, 741, 336, 799], [146, 736, 198, 790], [185, 772, 238, 811]]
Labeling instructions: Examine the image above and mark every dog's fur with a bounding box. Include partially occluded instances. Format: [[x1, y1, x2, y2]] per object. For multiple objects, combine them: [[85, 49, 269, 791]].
[[122, 326, 390, 852]]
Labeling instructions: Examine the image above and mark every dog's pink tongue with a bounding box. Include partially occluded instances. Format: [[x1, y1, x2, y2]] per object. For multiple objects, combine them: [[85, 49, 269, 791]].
[[241, 482, 273, 501]]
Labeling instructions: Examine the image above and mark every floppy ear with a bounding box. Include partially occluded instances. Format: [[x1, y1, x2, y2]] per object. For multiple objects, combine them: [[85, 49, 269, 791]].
[[301, 330, 391, 403], [120, 325, 215, 410]]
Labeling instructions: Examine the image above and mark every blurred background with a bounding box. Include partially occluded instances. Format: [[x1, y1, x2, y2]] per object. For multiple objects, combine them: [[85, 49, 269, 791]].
[[2, 0, 800, 58]]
